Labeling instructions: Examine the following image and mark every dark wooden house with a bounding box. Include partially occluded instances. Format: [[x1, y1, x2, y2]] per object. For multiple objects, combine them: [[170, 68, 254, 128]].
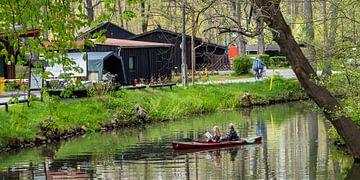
[[88, 38, 173, 84], [128, 27, 226, 70], [79, 21, 135, 39], [246, 44, 282, 56]]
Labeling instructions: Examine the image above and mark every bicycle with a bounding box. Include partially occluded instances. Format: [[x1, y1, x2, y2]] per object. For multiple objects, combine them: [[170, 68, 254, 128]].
[[254, 68, 264, 80]]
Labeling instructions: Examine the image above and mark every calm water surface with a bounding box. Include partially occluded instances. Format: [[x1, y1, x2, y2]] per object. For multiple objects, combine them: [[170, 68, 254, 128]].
[[0, 103, 355, 179]]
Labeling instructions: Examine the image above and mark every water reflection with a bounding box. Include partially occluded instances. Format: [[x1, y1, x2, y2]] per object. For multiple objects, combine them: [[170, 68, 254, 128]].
[[0, 103, 354, 179]]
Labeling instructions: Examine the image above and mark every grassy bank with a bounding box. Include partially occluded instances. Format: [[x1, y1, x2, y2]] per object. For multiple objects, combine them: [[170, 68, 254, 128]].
[[172, 73, 254, 83], [0, 77, 304, 149]]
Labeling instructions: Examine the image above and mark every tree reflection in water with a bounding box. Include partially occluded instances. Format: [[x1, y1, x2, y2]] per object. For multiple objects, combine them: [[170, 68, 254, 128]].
[[0, 102, 356, 179]]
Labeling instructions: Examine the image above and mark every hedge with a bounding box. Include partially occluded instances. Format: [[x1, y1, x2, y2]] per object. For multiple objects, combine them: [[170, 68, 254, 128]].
[[232, 56, 252, 75], [270, 56, 289, 67]]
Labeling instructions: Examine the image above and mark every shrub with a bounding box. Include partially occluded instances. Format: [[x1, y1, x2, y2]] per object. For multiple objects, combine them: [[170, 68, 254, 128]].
[[232, 56, 252, 75], [270, 56, 289, 67], [258, 54, 270, 66]]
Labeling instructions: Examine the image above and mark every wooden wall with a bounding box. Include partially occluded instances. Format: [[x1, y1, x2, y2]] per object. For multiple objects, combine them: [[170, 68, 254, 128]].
[[130, 31, 226, 70], [88, 45, 172, 84]]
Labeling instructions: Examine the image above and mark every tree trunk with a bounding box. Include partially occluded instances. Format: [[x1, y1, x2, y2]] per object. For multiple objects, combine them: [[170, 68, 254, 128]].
[[231, 0, 247, 56], [322, 0, 340, 75], [257, 9, 265, 54], [322, 0, 328, 63], [291, 0, 296, 29], [124, 0, 128, 29], [304, 0, 317, 71], [254, 0, 360, 159], [140, 1, 149, 33], [191, 9, 196, 85], [117, 0, 124, 28], [85, 0, 94, 24], [43, 5, 49, 39], [173, 0, 178, 32], [204, 9, 214, 42]]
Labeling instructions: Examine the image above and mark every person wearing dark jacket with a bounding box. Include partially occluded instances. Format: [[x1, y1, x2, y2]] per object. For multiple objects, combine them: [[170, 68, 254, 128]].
[[208, 126, 221, 142], [221, 123, 240, 141]]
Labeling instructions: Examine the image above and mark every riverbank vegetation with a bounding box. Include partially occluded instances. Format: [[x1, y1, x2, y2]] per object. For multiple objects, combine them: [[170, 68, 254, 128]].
[[0, 77, 304, 149]]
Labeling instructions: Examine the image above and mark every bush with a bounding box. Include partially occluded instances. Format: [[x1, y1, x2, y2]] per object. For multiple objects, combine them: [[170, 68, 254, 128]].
[[270, 56, 289, 67], [232, 56, 252, 75], [258, 54, 270, 66]]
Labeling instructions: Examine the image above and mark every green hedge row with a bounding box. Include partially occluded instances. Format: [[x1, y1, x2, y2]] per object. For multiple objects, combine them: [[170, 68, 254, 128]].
[[270, 56, 289, 67], [238, 54, 289, 68], [232, 56, 252, 75]]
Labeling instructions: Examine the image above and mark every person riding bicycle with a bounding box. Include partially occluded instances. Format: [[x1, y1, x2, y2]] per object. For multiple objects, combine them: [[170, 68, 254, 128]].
[[252, 57, 265, 78]]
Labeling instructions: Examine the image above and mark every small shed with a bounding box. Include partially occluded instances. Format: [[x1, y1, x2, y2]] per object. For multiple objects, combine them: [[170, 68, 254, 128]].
[[88, 38, 173, 84], [87, 52, 127, 85], [79, 21, 135, 39]]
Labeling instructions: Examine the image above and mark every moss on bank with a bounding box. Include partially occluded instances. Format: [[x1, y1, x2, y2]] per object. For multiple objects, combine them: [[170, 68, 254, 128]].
[[0, 77, 305, 149]]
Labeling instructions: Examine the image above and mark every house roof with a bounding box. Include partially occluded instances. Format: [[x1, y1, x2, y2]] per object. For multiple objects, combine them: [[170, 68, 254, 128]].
[[129, 27, 202, 41], [43, 40, 85, 50], [0, 26, 39, 38], [80, 21, 135, 37], [246, 44, 281, 52], [91, 38, 173, 48], [87, 51, 117, 61], [129, 27, 226, 50]]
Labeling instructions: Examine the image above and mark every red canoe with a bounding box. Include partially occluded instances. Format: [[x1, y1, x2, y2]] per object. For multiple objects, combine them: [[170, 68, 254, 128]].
[[172, 136, 262, 150]]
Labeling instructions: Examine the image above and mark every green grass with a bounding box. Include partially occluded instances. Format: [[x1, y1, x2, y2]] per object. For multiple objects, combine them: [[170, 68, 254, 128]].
[[172, 73, 254, 83], [0, 77, 304, 147]]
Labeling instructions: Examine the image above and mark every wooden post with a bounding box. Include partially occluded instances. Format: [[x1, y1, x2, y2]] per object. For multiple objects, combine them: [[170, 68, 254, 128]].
[[181, 0, 188, 87], [191, 9, 196, 85], [0, 77, 4, 95]]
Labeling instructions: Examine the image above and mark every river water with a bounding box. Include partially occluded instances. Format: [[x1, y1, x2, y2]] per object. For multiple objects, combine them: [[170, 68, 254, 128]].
[[0, 102, 355, 179]]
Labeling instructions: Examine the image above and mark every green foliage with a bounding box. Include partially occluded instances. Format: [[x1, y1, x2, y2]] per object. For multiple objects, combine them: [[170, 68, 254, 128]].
[[232, 56, 252, 75], [328, 126, 345, 145], [318, 44, 360, 125], [88, 82, 115, 97], [258, 54, 270, 66], [269, 56, 289, 67]]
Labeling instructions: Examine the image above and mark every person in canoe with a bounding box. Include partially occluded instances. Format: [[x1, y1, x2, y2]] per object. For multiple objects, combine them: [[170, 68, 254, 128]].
[[221, 123, 240, 141], [208, 126, 221, 142]]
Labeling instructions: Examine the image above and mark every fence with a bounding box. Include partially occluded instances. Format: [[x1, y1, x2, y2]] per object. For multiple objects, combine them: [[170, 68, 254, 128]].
[[196, 54, 231, 71]]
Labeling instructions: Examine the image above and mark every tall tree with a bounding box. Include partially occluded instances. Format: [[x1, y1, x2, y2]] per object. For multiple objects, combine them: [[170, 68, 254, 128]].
[[188, 0, 217, 84], [322, 0, 340, 75], [253, 0, 360, 159], [117, 0, 124, 27], [85, 0, 103, 24], [304, 0, 317, 70], [230, 0, 247, 56], [140, 1, 150, 33], [256, 8, 265, 54], [322, 0, 328, 63]]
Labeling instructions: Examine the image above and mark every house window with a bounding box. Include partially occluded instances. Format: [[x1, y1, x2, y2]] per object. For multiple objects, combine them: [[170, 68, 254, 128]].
[[129, 56, 135, 71]]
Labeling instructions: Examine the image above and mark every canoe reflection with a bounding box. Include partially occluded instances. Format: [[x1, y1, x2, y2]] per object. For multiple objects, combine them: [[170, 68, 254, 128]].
[[173, 143, 261, 157]]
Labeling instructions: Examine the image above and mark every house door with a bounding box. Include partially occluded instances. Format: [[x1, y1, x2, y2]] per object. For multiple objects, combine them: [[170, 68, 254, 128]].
[[0, 59, 6, 77]]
